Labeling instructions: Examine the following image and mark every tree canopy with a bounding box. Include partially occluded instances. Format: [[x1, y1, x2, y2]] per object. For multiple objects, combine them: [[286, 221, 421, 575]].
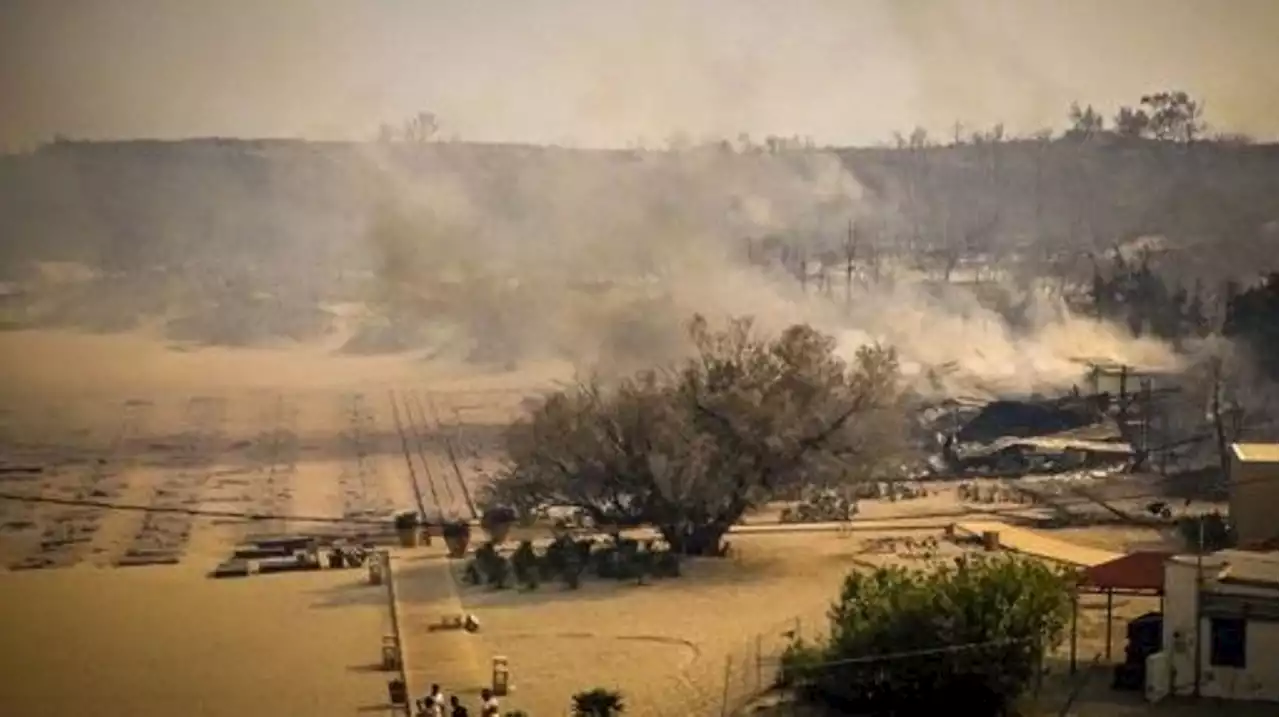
[[781, 555, 1073, 715], [1224, 271, 1278, 381], [484, 315, 906, 555]]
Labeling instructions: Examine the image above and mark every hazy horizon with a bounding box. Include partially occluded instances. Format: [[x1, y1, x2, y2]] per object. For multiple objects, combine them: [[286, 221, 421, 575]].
[[2, 0, 1276, 150]]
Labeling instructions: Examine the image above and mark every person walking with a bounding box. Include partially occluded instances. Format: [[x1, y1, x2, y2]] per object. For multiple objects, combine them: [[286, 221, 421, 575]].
[[478, 688, 500, 716], [415, 684, 444, 716]]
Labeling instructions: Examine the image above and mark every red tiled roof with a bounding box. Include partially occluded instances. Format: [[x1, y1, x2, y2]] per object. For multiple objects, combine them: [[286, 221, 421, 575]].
[[1078, 551, 1172, 592]]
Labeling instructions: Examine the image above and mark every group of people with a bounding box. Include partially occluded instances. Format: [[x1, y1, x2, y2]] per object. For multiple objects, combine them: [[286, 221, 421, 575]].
[[414, 684, 502, 717]]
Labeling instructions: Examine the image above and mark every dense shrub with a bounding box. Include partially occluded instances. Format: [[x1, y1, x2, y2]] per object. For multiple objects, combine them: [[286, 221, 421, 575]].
[[782, 555, 1071, 715]]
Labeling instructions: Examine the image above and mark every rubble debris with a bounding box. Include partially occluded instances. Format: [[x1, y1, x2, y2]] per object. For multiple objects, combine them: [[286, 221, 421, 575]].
[[955, 398, 1101, 444], [780, 489, 855, 523]]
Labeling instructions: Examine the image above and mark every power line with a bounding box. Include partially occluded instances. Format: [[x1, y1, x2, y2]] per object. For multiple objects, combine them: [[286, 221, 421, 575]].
[[0, 491, 393, 527], [0, 470, 1263, 530], [764, 635, 1040, 669]]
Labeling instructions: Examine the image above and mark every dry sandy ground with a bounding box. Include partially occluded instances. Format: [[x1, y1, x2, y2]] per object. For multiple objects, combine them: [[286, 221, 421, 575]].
[[390, 519, 1186, 717], [392, 531, 875, 717], [0, 329, 548, 716], [0, 565, 393, 717], [0, 329, 1221, 717]]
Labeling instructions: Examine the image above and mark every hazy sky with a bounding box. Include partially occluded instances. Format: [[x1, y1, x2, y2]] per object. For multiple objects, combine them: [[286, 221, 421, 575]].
[[2, 0, 1275, 148]]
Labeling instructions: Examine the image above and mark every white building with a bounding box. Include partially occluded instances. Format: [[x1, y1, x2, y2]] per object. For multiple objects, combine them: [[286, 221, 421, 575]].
[[1148, 550, 1278, 703], [1229, 443, 1279, 548]]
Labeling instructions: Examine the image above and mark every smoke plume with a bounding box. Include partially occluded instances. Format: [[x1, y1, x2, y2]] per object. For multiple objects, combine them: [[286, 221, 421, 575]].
[[359, 143, 1180, 399]]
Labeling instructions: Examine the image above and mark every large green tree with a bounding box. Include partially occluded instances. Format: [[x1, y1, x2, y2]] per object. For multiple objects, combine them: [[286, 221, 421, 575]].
[[782, 556, 1072, 715], [1224, 271, 1278, 381], [485, 315, 905, 555]]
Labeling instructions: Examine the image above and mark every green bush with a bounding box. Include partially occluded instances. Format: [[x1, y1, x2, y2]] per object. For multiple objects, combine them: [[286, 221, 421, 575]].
[[1177, 511, 1235, 552], [782, 555, 1071, 715], [652, 550, 681, 578], [487, 554, 511, 589], [470, 541, 513, 589], [571, 687, 625, 716], [512, 540, 540, 589], [562, 547, 585, 590], [463, 561, 482, 585]]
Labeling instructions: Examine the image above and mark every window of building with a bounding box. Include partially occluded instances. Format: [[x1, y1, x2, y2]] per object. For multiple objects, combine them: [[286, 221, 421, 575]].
[[1208, 617, 1247, 668]]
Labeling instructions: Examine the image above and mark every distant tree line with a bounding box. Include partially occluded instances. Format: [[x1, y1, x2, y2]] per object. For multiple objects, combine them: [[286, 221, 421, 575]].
[[1224, 271, 1279, 380], [1088, 251, 1210, 340], [1088, 256, 1276, 377], [376, 111, 439, 143], [1070, 91, 1205, 142]]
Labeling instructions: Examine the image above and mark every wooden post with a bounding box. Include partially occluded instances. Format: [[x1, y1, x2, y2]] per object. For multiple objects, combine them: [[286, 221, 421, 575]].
[[1105, 590, 1114, 662], [720, 655, 733, 717], [755, 634, 763, 692], [1069, 588, 1079, 674], [845, 220, 856, 310]]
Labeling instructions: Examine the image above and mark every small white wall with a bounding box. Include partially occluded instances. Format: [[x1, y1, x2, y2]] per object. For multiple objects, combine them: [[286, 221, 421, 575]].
[[1162, 560, 1201, 696], [1197, 619, 1278, 701], [1159, 559, 1279, 702]]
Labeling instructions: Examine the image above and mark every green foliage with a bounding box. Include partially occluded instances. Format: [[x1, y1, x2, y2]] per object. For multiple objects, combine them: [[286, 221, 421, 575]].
[[783, 555, 1072, 715], [466, 536, 678, 592], [1136, 91, 1205, 142], [562, 545, 585, 589], [1065, 102, 1105, 140], [1088, 252, 1208, 341], [1224, 272, 1278, 381], [571, 687, 626, 716], [1177, 511, 1236, 552], [487, 554, 511, 588], [490, 315, 904, 555], [652, 549, 681, 578], [471, 541, 512, 589], [511, 540, 540, 590]]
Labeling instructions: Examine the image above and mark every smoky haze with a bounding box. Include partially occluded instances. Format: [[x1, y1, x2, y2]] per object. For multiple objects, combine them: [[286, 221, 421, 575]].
[[360, 144, 1180, 399], [1, 0, 1271, 404], [2, 0, 1276, 149]]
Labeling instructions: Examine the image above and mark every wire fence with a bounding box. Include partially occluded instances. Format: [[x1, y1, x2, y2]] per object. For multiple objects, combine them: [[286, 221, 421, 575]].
[[713, 617, 1067, 716], [716, 608, 830, 716]]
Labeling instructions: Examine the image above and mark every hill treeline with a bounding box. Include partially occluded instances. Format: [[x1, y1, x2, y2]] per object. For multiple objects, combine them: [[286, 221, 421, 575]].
[[0, 137, 1273, 275], [0, 137, 1272, 350]]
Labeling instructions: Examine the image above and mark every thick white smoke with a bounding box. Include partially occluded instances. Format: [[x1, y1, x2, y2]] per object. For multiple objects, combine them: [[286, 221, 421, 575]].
[[358, 143, 1181, 398]]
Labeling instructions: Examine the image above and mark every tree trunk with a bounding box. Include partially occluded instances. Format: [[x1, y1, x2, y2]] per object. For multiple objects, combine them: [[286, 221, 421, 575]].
[[660, 520, 733, 557]]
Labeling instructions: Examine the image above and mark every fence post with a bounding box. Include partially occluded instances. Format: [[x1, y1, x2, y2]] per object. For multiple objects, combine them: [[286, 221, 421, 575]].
[[720, 654, 733, 717], [755, 633, 763, 694]]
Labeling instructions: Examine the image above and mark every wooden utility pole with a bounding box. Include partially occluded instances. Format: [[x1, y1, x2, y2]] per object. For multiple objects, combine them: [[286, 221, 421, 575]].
[[796, 246, 808, 294], [844, 220, 857, 310]]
